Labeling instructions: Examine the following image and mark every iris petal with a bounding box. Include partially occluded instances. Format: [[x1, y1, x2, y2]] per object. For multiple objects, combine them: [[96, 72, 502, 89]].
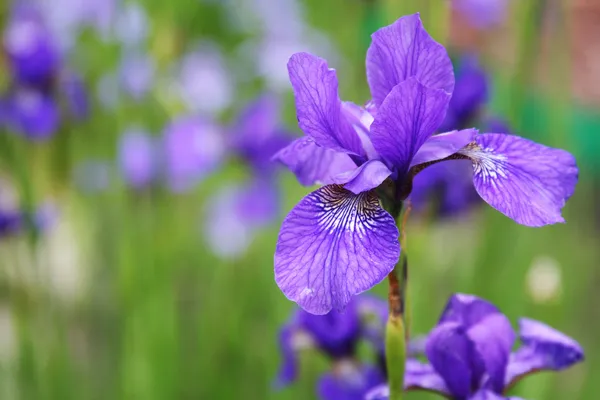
[[287, 53, 365, 157], [318, 364, 385, 400], [410, 129, 478, 168], [275, 185, 399, 314], [458, 134, 578, 227], [366, 13, 455, 107], [332, 160, 392, 195], [505, 318, 584, 388], [272, 137, 356, 186], [370, 77, 450, 174]]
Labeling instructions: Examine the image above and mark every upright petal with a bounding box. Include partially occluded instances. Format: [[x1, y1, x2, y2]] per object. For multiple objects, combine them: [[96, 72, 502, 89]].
[[275, 185, 399, 314], [458, 134, 578, 226], [273, 137, 357, 186], [288, 53, 365, 157], [505, 318, 584, 387], [318, 363, 385, 400], [370, 78, 450, 173], [438, 293, 502, 328], [366, 13, 454, 107], [425, 322, 485, 398]]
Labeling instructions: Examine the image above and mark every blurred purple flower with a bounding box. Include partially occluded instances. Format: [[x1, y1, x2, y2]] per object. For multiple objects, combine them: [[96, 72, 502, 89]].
[[60, 71, 89, 120], [2, 89, 60, 140], [453, 0, 508, 29], [274, 14, 578, 314], [113, 2, 148, 48], [162, 116, 225, 192], [119, 52, 155, 101], [118, 128, 156, 189], [3, 3, 60, 87], [231, 94, 292, 171], [275, 295, 387, 399], [367, 294, 584, 400], [204, 177, 278, 258], [176, 45, 233, 114]]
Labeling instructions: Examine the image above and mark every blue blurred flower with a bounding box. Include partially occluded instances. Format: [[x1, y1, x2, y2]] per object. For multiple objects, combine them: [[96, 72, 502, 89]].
[[2, 88, 60, 140], [368, 294, 584, 400], [118, 128, 157, 189], [453, 0, 508, 29], [162, 116, 225, 192], [203, 94, 291, 258], [275, 295, 387, 400], [113, 2, 149, 48], [119, 52, 156, 101]]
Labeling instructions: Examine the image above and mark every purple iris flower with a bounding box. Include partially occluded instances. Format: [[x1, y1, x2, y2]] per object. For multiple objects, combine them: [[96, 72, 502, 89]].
[[119, 52, 156, 101], [162, 116, 225, 192], [59, 71, 89, 120], [118, 128, 157, 189], [366, 293, 584, 400], [2, 88, 60, 140], [204, 95, 291, 257], [3, 3, 60, 87], [275, 295, 387, 400], [274, 13, 578, 315]]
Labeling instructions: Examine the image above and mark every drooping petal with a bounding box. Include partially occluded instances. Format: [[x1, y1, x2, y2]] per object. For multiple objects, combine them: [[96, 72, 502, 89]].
[[332, 160, 392, 195], [370, 77, 451, 173], [275, 185, 399, 314], [273, 137, 357, 186], [505, 318, 584, 387], [287, 52, 365, 157], [410, 129, 478, 168], [318, 363, 385, 400], [425, 322, 485, 399], [458, 134, 578, 227], [366, 13, 454, 107]]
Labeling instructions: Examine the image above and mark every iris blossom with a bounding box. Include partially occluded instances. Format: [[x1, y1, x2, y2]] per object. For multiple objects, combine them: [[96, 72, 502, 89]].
[[366, 293, 584, 400], [274, 13, 578, 315], [204, 95, 291, 258], [275, 295, 387, 400]]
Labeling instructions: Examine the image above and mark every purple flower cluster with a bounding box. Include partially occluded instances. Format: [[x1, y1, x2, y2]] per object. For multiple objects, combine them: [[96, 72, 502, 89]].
[[276, 295, 388, 400], [116, 95, 291, 257], [274, 13, 578, 315], [367, 294, 584, 400], [1, 3, 88, 140]]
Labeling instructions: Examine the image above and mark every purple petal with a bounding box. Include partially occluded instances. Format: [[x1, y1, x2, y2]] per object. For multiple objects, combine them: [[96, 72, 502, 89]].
[[298, 303, 361, 358], [332, 160, 392, 194], [275, 185, 399, 314], [410, 129, 478, 168], [438, 293, 501, 328], [458, 134, 578, 226], [370, 77, 450, 173], [162, 116, 226, 192], [287, 53, 365, 157], [119, 52, 155, 101], [341, 102, 377, 159], [118, 128, 156, 189], [274, 322, 299, 388], [273, 137, 356, 186], [425, 322, 485, 398], [505, 318, 584, 387], [468, 313, 515, 393], [60, 72, 89, 120], [366, 13, 454, 107], [318, 363, 385, 400], [405, 359, 450, 394]]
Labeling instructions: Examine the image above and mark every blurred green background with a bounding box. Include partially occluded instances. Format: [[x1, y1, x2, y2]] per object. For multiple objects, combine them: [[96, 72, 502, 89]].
[[0, 0, 598, 399]]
